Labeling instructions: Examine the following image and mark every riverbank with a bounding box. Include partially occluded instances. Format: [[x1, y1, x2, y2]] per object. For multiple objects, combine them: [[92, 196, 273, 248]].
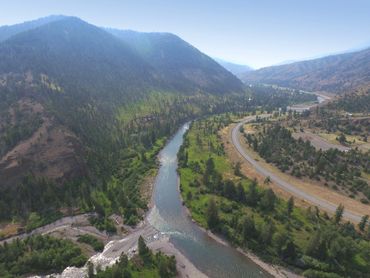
[[206, 228, 301, 278], [149, 237, 208, 278], [180, 191, 301, 278], [177, 153, 300, 278]]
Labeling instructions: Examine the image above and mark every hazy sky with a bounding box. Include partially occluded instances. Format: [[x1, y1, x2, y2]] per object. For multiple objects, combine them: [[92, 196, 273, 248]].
[[1, 0, 370, 68]]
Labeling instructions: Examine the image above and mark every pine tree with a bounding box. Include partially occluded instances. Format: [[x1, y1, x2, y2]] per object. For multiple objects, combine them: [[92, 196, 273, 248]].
[[287, 196, 294, 216], [138, 236, 151, 263], [206, 198, 219, 230], [282, 240, 297, 260], [242, 215, 256, 242], [334, 204, 344, 224], [260, 189, 276, 211], [234, 162, 242, 176], [259, 221, 274, 245], [246, 179, 259, 206], [236, 183, 246, 203], [358, 215, 369, 232]]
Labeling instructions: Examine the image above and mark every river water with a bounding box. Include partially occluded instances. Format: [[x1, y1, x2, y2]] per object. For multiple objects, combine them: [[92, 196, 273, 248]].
[[148, 124, 271, 277]]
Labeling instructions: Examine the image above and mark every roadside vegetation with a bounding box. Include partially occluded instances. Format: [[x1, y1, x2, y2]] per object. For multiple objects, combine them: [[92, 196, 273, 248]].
[[178, 116, 370, 277], [244, 122, 370, 202], [77, 234, 104, 252], [289, 91, 370, 149], [0, 235, 87, 277]]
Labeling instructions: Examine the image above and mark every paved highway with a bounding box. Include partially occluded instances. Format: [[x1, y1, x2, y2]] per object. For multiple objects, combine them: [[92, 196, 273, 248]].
[[231, 116, 363, 223]]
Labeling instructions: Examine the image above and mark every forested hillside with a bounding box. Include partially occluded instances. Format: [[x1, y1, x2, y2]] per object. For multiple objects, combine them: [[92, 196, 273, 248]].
[[0, 16, 246, 231], [214, 58, 252, 78], [0, 16, 319, 234], [0, 15, 64, 42], [107, 28, 245, 94], [242, 47, 370, 94]]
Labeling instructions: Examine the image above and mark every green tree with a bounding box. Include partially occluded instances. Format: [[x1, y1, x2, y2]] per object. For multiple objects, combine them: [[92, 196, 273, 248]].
[[273, 232, 288, 256], [337, 133, 347, 144], [287, 197, 294, 216], [282, 240, 297, 260], [119, 253, 128, 268], [87, 262, 95, 277], [236, 183, 246, 203], [223, 179, 236, 200], [206, 198, 219, 230], [186, 191, 193, 201], [246, 179, 259, 206], [242, 215, 256, 242], [264, 176, 271, 184], [234, 162, 242, 176], [205, 157, 215, 174], [305, 231, 326, 260], [123, 269, 132, 278], [259, 221, 275, 245], [358, 215, 369, 232], [334, 204, 344, 224], [260, 189, 276, 211], [138, 236, 151, 263]]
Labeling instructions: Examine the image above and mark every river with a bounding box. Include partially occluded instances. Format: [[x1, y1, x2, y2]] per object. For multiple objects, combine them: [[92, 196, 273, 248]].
[[148, 124, 271, 277]]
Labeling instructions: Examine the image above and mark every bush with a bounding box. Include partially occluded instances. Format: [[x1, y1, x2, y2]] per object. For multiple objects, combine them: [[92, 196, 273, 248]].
[[303, 269, 342, 278], [77, 234, 104, 252]]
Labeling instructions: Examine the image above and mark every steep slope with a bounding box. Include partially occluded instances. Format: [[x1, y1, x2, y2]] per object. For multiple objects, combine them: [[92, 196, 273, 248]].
[[108, 29, 244, 94], [0, 16, 248, 226], [242, 47, 370, 93], [0, 16, 159, 185], [0, 15, 66, 42], [0, 17, 160, 222], [0, 17, 156, 96], [214, 58, 252, 78]]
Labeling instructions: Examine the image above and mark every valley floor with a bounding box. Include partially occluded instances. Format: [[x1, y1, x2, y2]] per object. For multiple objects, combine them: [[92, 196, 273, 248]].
[[224, 116, 369, 222]]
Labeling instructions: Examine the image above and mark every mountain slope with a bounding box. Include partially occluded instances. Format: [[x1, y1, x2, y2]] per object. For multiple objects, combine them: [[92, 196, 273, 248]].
[[0, 16, 158, 192], [0, 15, 66, 42], [214, 58, 252, 78], [0, 17, 156, 96], [108, 29, 244, 94], [0, 16, 248, 226], [242, 47, 370, 93]]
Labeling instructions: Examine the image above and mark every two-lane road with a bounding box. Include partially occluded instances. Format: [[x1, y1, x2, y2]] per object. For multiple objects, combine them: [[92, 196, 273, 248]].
[[231, 116, 363, 223]]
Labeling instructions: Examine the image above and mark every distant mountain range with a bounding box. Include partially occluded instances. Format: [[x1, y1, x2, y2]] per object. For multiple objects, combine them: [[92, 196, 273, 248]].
[[242, 47, 370, 94], [213, 58, 252, 78]]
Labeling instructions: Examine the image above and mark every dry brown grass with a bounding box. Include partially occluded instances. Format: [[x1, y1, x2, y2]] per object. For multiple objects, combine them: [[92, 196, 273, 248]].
[[0, 222, 21, 238], [220, 123, 370, 219], [0, 97, 86, 188]]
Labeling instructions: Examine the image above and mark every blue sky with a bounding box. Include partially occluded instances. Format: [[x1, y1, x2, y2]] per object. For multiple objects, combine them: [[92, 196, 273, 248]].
[[1, 0, 370, 68]]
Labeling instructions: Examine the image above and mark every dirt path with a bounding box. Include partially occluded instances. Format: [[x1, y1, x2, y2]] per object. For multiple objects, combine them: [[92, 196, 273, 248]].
[[229, 116, 369, 223], [0, 213, 99, 245]]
